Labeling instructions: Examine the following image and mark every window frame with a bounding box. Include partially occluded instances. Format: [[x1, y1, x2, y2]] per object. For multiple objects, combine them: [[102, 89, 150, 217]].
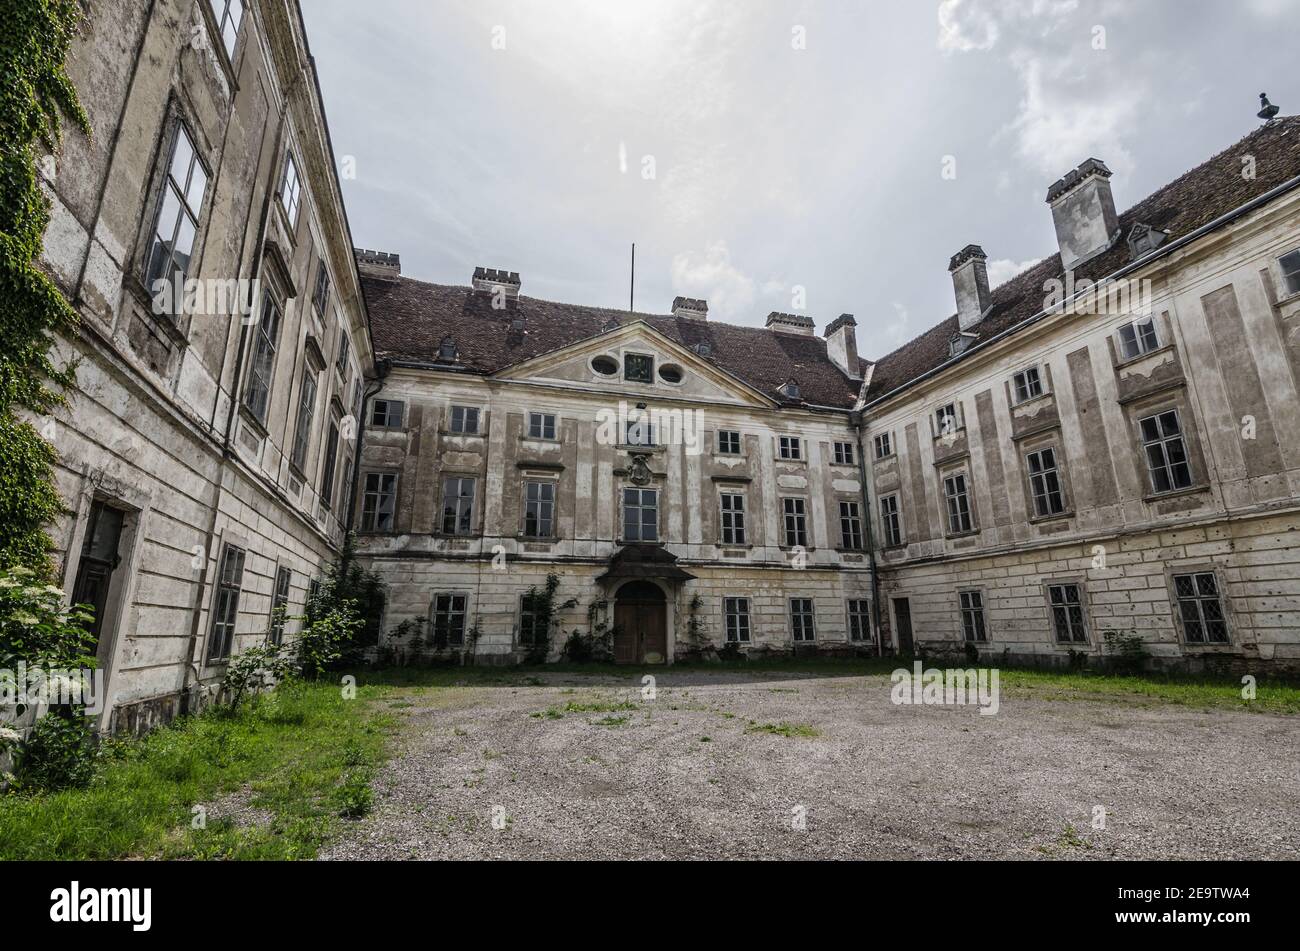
[[778, 435, 803, 461], [781, 497, 808, 548], [624, 415, 656, 447], [873, 432, 893, 460], [143, 122, 209, 310], [717, 430, 742, 455], [523, 480, 556, 539], [440, 475, 477, 536], [289, 366, 318, 473], [942, 471, 974, 535], [622, 487, 659, 543], [724, 597, 752, 644], [1047, 583, 1089, 644], [527, 412, 557, 441], [207, 0, 244, 57], [623, 352, 655, 383], [838, 500, 863, 550], [1138, 408, 1194, 494], [1172, 571, 1231, 645], [833, 441, 855, 466], [1117, 315, 1161, 361], [1011, 365, 1045, 405], [879, 493, 903, 548], [431, 593, 469, 648], [319, 417, 341, 513], [206, 543, 246, 663], [789, 598, 816, 642], [1025, 446, 1066, 518], [449, 405, 481, 435], [959, 589, 987, 643], [360, 471, 398, 532], [278, 151, 302, 229], [719, 491, 747, 546], [934, 402, 960, 437], [1279, 248, 1300, 297], [270, 564, 292, 646], [311, 259, 331, 316], [370, 399, 406, 429], [243, 294, 283, 425], [518, 592, 549, 648], [847, 599, 872, 643]]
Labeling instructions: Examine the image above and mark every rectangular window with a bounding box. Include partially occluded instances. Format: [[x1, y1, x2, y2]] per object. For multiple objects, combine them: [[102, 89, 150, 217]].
[[1048, 584, 1088, 643], [1139, 410, 1193, 493], [778, 436, 802, 460], [724, 597, 751, 644], [145, 124, 208, 307], [450, 405, 480, 434], [320, 420, 340, 512], [289, 368, 317, 472], [370, 399, 405, 429], [935, 403, 958, 436], [943, 473, 973, 534], [717, 430, 741, 454], [528, 412, 557, 440], [1012, 366, 1044, 404], [1026, 447, 1066, 517], [524, 481, 555, 538], [361, 473, 396, 532], [70, 501, 126, 648], [208, 0, 244, 55], [719, 492, 746, 545], [1118, 316, 1160, 360], [847, 599, 871, 643], [336, 328, 352, 382], [270, 565, 292, 646], [432, 593, 467, 647], [279, 152, 301, 228], [1281, 249, 1300, 296], [625, 416, 655, 446], [873, 433, 893, 459], [243, 296, 282, 424], [959, 591, 987, 643], [518, 593, 548, 647], [623, 488, 658, 542], [441, 476, 476, 535], [880, 494, 902, 548], [782, 497, 808, 548], [1174, 573, 1229, 644], [624, 353, 654, 382], [207, 544, 246, 662], [790, 598, 816, 642], [833, 441, 855, 465], [839, 501, 863, 550], [311, 260, 331, 315]]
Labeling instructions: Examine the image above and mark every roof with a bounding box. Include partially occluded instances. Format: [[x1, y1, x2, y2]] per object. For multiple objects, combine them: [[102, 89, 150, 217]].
[[361, 276, 869, 409], [865, 116, 1300, 402]]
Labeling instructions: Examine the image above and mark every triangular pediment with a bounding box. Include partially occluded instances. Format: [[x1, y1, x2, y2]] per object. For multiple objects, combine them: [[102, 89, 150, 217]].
[[492, 321, 778, 407]]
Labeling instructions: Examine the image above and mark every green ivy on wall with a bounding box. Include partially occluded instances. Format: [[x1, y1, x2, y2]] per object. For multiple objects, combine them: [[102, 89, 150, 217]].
[[0, 0, 89, 574]]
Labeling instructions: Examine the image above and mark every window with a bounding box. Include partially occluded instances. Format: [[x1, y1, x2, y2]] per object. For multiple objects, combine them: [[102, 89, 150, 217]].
[[724, 597, 751, 644], [207, 544, 246, 662], [1048, 584, 1088, 643], [312, 260, 331, 315], [790, 598, 816, 642], [450, 405, 480, 434], [70, 500, 126, 647], [880, 495, 902, 548], [519, 593, 548, 647], [624, 353, 654, 383], [1139, 410, 1193, 493], [208, 0, 244, 55], [1012, 366, 1044, 404], [145, 124, 208, 307], [720, 492, 746, 545], [289, 368, 317, 472], [591, 355, 619, 376], [361, 473, 396, 531], [370, 399, 405, 429], [833, 442, 855, 465], [528, 412, 556, 440], [959, 591, 987, 643], [943, 473, 973, 534], [658, 364, 684, 384], [1117, 316, 1160, 360], [1174, 573, 1229, 644], [438, 337, 458, 363], [717, 430, 741, 455], [524, 481, 555, 538], [780, 381, 801, 400], [778, 436, 803, 460], [623, 488, 658, 542], [270, 565, 292, 646], [1026, 447, 1066, 517], [432, 594, 467, 647], [782, 498, 808, 548], [935, 403, 958, 436], [847, 599, 871, 643], [320, 420, 340, 512], [279, 152, 301, 227], [1280, 249, 1300, 296], [243, 296, 282, 424], [336, 328, 352, 382], [873, 433, 893, 459], [839, 501, 863, 550], [441, 477, 476, 535], [625, 416, 655, 446]]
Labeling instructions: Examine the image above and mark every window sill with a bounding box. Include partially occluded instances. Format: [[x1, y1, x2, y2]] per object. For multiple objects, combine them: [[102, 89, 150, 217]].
[[778, 545, 816, 553], [1028, 510, 1074, 525], [237, 403, 270, 439], [933, 427, 966, 442], [1114, 343, 1175, 372], [775, 457, 808, 465], [835, 547, 867, 555], [944, 529, 980, 540], [1179, 642, 1239, 653], [717, 542, 752, 550], [441, 430, 486, 439], [1143, 484, 1211, 503], [1010, 391, 1054, 411]]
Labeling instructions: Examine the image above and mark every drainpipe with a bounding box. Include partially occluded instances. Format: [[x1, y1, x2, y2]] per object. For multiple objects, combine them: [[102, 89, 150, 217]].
[[851, 410, 885, 655]]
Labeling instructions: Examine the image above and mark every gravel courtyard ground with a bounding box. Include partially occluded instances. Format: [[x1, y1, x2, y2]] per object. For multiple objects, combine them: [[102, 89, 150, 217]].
[[321, 668, 1300, 860]]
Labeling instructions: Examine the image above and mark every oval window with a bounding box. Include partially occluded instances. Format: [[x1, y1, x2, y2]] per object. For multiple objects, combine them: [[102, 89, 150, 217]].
[[591, 355, 619, 376], [658, 364, 684, 384]]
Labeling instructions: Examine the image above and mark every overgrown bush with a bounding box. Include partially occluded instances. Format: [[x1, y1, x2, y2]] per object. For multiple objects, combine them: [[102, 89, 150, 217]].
[[8, 710, 97, 792], [296, 605, 362, 680], [1102, 631, 1148, 675], [221, 640, 297, 712], [0, 565, 96, 670]]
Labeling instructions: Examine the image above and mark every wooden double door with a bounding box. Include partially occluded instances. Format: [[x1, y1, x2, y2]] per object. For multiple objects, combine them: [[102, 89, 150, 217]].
[[612, 581, 667, 665]]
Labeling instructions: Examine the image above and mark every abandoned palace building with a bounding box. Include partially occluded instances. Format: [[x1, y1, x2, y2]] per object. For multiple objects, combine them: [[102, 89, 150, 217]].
[[30, 2, 1300, 728]]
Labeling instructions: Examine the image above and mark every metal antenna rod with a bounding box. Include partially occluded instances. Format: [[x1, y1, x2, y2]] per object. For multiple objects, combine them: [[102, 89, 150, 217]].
[[630, 243, 636, 312]]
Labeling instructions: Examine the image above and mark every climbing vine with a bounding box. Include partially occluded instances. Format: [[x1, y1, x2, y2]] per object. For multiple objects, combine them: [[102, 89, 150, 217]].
[[0, 0, 89, 574]]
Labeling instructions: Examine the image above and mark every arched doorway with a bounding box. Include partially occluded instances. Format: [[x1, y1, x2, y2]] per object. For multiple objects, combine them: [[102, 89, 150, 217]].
[[613, 580, 667, 665]]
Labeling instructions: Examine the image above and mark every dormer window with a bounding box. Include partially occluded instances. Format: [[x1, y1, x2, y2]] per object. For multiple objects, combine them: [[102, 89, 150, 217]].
[[779, 379, 801, 400], [693, 342, 713, 357], [949, 331, 977, 357], [624, 353, 654, 383], [438, 336, 459, 362]]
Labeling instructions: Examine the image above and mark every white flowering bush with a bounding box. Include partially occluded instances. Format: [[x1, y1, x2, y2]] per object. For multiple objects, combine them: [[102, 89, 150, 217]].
[[0, 566, 97, 670]]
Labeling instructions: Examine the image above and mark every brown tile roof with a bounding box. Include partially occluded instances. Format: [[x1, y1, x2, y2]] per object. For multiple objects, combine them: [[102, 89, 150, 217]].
[[865, 116, 1300, 402], [361, 277, 868, 409]]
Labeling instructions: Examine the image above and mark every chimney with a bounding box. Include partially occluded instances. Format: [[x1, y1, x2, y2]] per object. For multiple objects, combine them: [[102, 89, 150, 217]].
[[1046, 158, 1119, 271], [948, 244, 991, 331], [766, 311, 815, 336], [824, 314, 860, 380], [472, 266, 521, 299], [672, 296, 708, 320], [354, 248, 401, 281]]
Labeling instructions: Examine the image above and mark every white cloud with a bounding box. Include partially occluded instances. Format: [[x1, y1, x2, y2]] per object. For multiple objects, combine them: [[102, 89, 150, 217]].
[[937, 0, 999, 52], [986, 258, 1039, 287], [670, 240, 756, 319]]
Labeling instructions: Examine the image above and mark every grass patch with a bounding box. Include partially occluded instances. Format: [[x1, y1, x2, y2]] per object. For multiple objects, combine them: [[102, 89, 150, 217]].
[[0, 679, 395, 861], [997, 668, 1300, 715], [592, 715, 631, 727], [744, 722, 821, 738], [562, 699, 639, 714]]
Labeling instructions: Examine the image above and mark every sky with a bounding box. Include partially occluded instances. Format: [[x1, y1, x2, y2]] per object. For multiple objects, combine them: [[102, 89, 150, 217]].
[[303, 0, 1299, 361]]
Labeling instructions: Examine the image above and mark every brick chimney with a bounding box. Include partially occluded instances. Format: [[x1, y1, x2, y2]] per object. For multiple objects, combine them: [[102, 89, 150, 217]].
[[824, 314, 860, 380], [672, 296, 708, 320], [472, 266, 521, 299], [948, 244, 991, 331], [766, 311, 815, 336], [354, 248, 401, 281], [1046, 158, 1119, 271]]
